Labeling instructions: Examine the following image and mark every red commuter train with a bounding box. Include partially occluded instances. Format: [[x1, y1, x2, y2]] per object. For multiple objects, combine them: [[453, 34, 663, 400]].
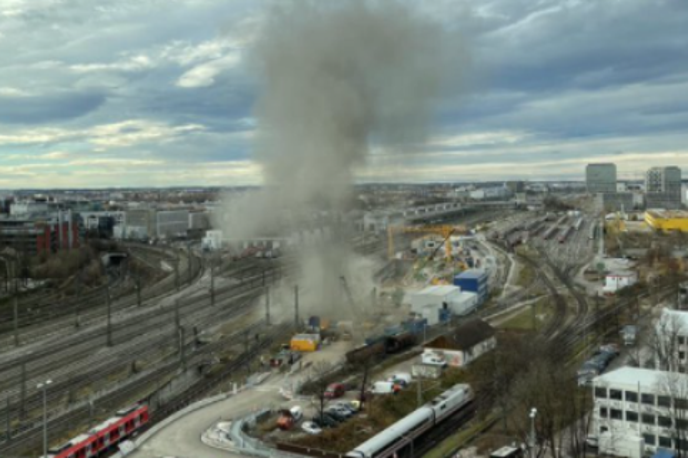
[[41, 404, 149, 458]]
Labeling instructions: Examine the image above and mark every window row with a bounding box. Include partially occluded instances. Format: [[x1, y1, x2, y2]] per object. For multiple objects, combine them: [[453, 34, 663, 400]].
[[594, 388, 688, 408], [599, 427, 688, 449], [599, 407, 688, 428]]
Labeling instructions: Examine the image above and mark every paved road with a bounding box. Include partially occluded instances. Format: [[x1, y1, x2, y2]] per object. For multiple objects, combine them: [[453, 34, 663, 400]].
[[131, 342, 351, 458]]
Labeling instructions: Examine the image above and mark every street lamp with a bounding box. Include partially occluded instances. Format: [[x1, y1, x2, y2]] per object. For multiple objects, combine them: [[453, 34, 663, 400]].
[[529, 407, 537, 458], [37, 379, 52, 458]]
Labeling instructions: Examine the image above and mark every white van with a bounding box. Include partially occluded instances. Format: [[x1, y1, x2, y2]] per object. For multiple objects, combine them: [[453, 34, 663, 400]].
[[371, 381, 395, 394], [387, 373, 412, 387]]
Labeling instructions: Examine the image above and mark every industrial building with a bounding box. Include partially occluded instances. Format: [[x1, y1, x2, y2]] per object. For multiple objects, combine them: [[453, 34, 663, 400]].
[[591, 367, 688, 458], [120, 208, 190, 240], [453, 269, 488, 305], [595, 192, 637, 212], [422, 319, 496, 368], [646, 166, 682, 209], [406, 285, 479, 325], [644, 210, 688, 232], [586, 163, 617, 194]]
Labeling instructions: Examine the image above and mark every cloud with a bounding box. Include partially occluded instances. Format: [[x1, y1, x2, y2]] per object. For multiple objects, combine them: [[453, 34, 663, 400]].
[[176, 53, 242, 88], [0, 90, 106, 124], [1, 0, 688, 187], [70, 54, 155, 73], [0, 119, 205, 148]]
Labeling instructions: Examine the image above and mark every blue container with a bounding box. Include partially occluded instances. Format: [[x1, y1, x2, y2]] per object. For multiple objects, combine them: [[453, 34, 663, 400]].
[[439, 308, 452, 323], [308, 316, 320, 329], [454, 269, 488, 304]]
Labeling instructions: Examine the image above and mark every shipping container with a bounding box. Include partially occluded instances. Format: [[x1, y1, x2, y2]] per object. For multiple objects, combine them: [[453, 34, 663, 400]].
[[290, 333, 321, 352], [453, 269, 488, 304]]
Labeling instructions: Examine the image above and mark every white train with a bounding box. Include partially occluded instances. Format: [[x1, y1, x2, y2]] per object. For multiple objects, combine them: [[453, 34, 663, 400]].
[[346, 384, 473, 458]]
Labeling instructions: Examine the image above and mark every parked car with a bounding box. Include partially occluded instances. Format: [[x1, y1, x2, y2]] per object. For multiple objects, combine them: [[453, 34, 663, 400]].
[[276, 406, 303, 430], [387, 373, 412, 387], [324, 383, 346, 399], [599, 343, 620, 356], [312, 413, 340, 428], [302, 421, 322, 435], [325, 408, 349, 422], [333, 401, 359, 414]]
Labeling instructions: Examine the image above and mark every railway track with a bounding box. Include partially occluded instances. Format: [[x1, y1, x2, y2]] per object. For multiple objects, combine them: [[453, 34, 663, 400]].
[[0, 318, 290, 455], [0, 244, 204, 348], [0, 263, 286, 447]]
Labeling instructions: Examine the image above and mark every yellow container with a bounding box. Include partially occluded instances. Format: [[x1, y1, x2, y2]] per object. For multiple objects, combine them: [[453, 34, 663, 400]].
[[290, 334, 320, 352]]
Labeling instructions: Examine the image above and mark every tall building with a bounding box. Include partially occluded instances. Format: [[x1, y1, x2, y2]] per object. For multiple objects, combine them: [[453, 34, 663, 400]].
[[646, 166, 682, 209], [586, 163, 617, 194]]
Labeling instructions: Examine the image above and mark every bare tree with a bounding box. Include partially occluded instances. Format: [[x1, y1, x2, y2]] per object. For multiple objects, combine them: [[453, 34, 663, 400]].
[[650, 309, 687, 372], [658, 372, 688, 458], [310, 361, 334, 419]]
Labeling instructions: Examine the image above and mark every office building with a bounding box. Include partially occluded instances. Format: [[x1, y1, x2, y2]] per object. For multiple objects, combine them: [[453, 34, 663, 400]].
[[586, 163, 617, 194], [592, 367, 688, 458], [646, 167, 682, 209]]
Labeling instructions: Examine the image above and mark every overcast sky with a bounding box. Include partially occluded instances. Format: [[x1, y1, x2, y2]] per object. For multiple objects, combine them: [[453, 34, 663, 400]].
[[1, 0, 687, 188]]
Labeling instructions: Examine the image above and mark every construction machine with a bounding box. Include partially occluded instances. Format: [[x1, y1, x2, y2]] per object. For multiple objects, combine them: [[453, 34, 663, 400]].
[[387, 225, 470, 260]]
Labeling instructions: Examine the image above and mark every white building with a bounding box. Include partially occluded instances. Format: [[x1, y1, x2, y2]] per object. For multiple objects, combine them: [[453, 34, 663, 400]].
[[604, 270, 638, 294], [423, 319, 496, 368], [592, 367, 688, 458], [10, 201, 49, 217], [156, 210, 189, 239], [202, 230, 223, 251], [79, 211, 125, 230], [654, 308, 688, 373], [407, 285, 462, 314]]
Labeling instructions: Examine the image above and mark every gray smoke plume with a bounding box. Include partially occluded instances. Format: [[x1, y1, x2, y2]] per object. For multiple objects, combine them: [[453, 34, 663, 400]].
[[252, 0, 450, 210], [220, 0, 460, 322]]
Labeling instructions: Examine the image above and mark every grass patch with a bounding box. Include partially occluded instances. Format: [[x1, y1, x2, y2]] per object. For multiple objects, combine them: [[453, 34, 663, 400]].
[[498, 298, 549, 331]]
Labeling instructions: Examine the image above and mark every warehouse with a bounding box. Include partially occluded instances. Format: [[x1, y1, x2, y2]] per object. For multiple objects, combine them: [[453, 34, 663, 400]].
[[422, 319, 496, 368], [645, 210, 688, 232]]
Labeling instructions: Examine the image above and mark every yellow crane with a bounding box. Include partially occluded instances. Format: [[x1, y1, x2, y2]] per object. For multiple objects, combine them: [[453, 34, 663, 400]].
[[387, 224, 470, 260]]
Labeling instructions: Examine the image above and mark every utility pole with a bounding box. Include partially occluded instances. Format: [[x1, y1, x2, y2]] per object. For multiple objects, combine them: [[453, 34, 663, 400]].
[[179, 326, 186, 371], [187, 244, 192, 284], [210, 257, 215, 307], [6, 395, 11, 441], [265, 286, 271, 325], [13, 295, 19, 347], [19, 363, 25, 418], [294, 285, 300, 329], [38, 379, 52, 458], [174, 258, 180, 291], [106, 286, 113, 347], [416, 377, 423, 408], [174, 299, 181, 332], [136, 275, 142, 308]]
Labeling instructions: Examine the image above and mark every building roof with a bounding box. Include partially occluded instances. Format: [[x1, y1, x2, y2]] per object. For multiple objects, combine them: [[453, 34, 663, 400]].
[[414, 285, 460, 297], [425, 319, 495, 351], [455, 269, 487, 280], [593, 367, 688, 390], [659, 308, 688, 331], [646, 209, 688, 219]]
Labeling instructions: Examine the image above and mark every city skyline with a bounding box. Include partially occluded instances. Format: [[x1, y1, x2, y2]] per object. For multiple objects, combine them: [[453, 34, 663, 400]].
[[1, 0, 688, 188]]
